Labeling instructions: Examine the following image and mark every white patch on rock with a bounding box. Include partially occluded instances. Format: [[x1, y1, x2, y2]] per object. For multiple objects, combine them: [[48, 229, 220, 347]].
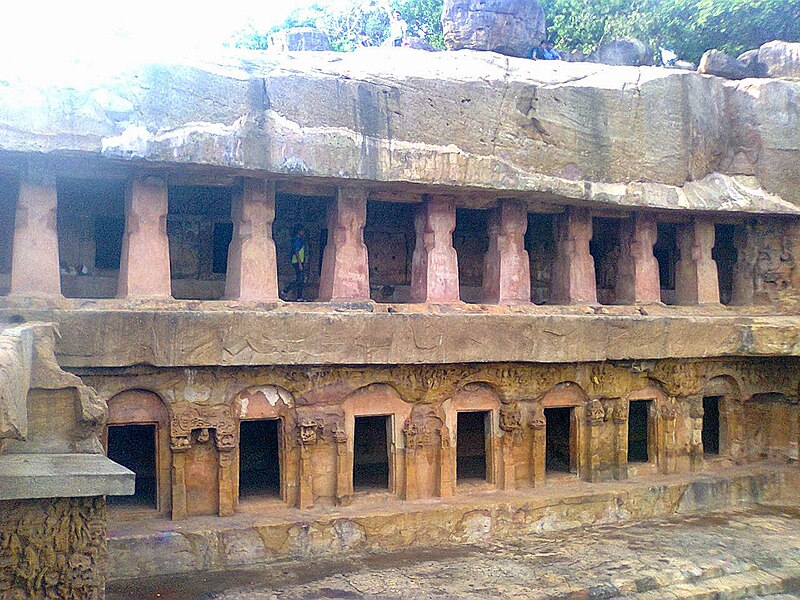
[[184, 386, 211, 403], [238, 396, 249, 418], [101, 124, 153, 156]]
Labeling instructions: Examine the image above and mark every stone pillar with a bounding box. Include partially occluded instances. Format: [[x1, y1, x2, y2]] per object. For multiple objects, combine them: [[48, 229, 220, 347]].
[[613, 399, 629, 480], [529, 405, 546, 486], [410, 196, 460, 303], [688, 396, 705, 472], [403, 420, 420, 501], [675, 218, 720, 305], [318, 186, 370, 302], [499, 407, 522, 490], [225, 178, 279, 302], [550, 207, 596, 304], [731, 224, 756, 305], [9, 175, 62, 298], [218, 450, 236, 517], [117, 174, 172, 299], [481, 200, 531, 304], [171, 450, 188, 520], [658, 400, 679, 475], [616, 213, 660, 304], [583, 400, 605, 482], [334, 427, 351, 506], [437, 425, 455, 497], [297, 420, 320, 509]]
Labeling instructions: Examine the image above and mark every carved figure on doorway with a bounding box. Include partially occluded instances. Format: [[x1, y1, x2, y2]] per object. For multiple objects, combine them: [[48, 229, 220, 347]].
[[586, 399, 605, 425]]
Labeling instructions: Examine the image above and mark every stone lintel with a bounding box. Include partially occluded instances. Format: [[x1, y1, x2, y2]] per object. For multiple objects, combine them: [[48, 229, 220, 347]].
[[0, 453, 135, 500]]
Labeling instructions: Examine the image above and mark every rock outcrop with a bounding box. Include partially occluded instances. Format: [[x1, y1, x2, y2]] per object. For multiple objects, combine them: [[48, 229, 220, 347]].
[[756, 40, 800, 78], [0, 48, 799, 211], [441, 0, 545, 58], [698, 49, 749, 80], [587, 39, 652, 66], [268, 27, 332, 52]]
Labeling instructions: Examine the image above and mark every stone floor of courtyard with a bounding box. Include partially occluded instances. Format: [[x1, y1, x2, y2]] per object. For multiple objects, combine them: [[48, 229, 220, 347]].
[[108, 501, 800, 600]]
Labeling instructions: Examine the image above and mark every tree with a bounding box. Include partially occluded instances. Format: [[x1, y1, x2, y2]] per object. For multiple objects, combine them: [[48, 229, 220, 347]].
[[233, 0, 799, 63]]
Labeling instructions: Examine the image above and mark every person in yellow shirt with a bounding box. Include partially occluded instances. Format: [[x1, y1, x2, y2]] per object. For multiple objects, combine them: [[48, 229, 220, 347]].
[[288, 224, 308, 301]]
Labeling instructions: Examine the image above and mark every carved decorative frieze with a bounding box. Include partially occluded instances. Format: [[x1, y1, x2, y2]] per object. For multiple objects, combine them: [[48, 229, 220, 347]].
[[586, 399, 605, 426], [170, 403, 237, 451], [0, 496, 106, 599]]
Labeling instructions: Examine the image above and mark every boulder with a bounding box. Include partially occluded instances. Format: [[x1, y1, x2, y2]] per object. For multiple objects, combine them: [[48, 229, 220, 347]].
[[268, 27, 332, 52], [756, 40, 800, 78], [587, 39, 652, 66], [405, 36, 438, 51], [441, 0, 546, 58], [698, 49, 749, 80], [737, 49, 760, 77], [673, 60, 697, 71]]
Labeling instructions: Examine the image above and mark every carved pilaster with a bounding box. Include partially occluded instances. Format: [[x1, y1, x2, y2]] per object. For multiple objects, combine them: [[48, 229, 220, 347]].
[[583, 399, 605, 482], [297, 420, 322, 509], [333, 425, 350, 506], [612, 398, 629, 480], [529, 404, 546, 486]]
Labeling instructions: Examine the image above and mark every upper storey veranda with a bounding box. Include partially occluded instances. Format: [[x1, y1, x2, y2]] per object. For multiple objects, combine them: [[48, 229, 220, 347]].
[[0, 47, 799, 212]]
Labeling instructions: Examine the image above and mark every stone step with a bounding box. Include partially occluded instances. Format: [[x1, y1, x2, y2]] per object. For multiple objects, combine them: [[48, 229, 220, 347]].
[[632, 567, 800, 599]]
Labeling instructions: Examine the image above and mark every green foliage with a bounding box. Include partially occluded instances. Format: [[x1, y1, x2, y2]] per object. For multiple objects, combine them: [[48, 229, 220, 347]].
[[232, 0, 799, 63]]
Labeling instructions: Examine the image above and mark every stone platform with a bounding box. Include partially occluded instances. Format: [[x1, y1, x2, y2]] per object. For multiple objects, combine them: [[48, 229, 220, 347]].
[[107, 501, 800, 599], [106, 462, 798, 582]]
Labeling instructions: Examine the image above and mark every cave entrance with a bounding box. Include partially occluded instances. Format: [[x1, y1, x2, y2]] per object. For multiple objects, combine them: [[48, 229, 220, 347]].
[[239, 419, 281, 499], [703, 396, 721, 455], [107, 424, 157, 509], [456, 411, 489, 483], [628, 400, 652, 463], [353, 415, 390, 491], [545, 407, 575, 474]]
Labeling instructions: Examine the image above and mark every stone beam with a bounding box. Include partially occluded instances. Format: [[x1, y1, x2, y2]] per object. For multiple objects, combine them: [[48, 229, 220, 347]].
[[117, 174, 172, 299], [318, 186, 370, 302], [225, 178, 279, 302]]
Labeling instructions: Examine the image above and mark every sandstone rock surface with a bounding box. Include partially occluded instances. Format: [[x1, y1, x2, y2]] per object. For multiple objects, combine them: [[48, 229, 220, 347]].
[[698, 49, 748, 80], [268, 27, 332, 52], [441, 0, 545, 57], [587, 39, 652, 66], [757, 40, 800, 78], [0, 49, 799, 210]]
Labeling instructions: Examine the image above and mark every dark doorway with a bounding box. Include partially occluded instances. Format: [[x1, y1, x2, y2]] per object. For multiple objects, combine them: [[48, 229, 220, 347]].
[[712, 224, 738, 305], [239, 419, 281, 499], [545, 407, 574, 473], [590, 217, 622, 304], [457, 411, 489, 482], [454, 208, 489, 303], [107, 424, 157, 508], [703, 396, 721, 455], [353, 415, 390, 491], [526, 213, 556, 304], [628, 401, 651, 463], [654, 223, 678, 304]]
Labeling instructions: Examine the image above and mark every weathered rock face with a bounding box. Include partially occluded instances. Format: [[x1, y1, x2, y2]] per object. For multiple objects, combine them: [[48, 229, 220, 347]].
[[698, 49, 749, 80], [441, 0, 545, 57], [268, 27, 332, 52], [757, 40, 800, 78], [587, 39, 652, 66], [0, 49, 799, 210]]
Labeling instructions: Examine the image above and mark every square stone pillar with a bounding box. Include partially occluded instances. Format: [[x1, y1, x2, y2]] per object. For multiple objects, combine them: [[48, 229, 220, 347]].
[[550, 207, 596, 304], [675, 218, 720, 305], [225, 178, 279, 302], [318, 185, 370, 302], [410, 196, 460, 303], [616, 213, 661, 304], [10, 176, 62, 298], [481, 200, 531, 304], [117, 174, 172, 299]]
